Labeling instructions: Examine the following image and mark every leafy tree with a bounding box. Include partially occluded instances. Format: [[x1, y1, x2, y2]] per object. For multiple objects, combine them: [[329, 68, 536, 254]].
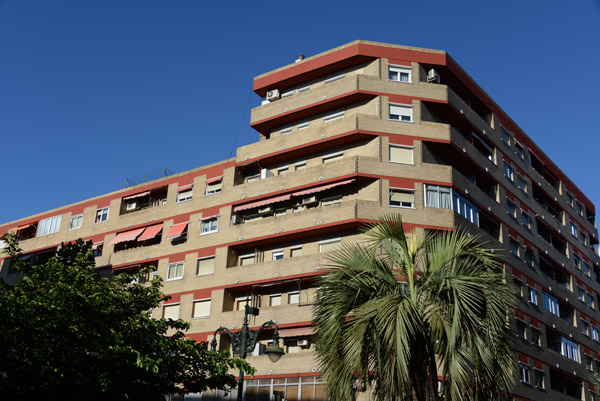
[[0, 233, 253, 401], [313, 214, 516, 401]]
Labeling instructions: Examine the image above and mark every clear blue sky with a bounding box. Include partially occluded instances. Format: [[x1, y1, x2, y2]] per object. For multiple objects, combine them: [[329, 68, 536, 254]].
[[1, 0, 599, 224]]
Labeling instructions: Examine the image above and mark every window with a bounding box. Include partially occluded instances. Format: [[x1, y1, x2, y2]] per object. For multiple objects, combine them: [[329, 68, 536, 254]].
[[92, 242, 103, 257], [389, 104, 413, 122], [584, 262, 592, 278], [297, 121, 309, 130], [578, 287, 585, 302], [531, 327, 541, 346], [528, 286, 538, 305], [515, 143, 524, 159], [319, 238, 341, 253], [519, 363, 530, 384], [290, 246, 303, 258], [507, 200, 517, 218], [295, 161, 306, 170], [577, 201, 584, 216], [324, 73, 345, 83], [272, 249, 284, 261], [38, 215, 62, 236], [280, 126, 292, 135], [321, 195, 342, 207], [582, 320, 590, 336], [571, 222, 578, 238], [389, 145, 413, 164], [588, 293, 596, 309], [504, 162, 514, 182], [274, 207, 286, 216], [323, 110, 345, 122], [566, 193, 574, 207], [246, 174, 260, 183], [322, 151, 343, 164], [269, 294, 281, 306], [276, 166, 289, 175], [521, 212, 531, 229], [510, 237, 520, 257], [163, 304, 180, 320], [561, 337, 579, 362], [501, 127, 511, 146], [424, 185, 452, 209], [574, 253, 581, 270], [197, 257, 215, 276], [388, 65, 411, 82], [581, 231, 588, 245], [390, 189, 414, 208], [516, 320, 527, 339], [592, 326, 599, 342], [177, 187, 193, 203], [167, 262, 184, 280], [543, 291, 560, 316], [192, 299, 211, 318], [524, 248, 534, 266], [517, 175, 528, 194], [534, 370, 544, 388], [281, 90, 294, 98], [592, 392, 598, 401], [69, 214, 83, 230], [239, 254, 255, 266], [205, 178, 222, 195], [586, 355, 594, 371], [95, 207, 109, 223], [201, 217, 219, 234], [288, 292, 300, 304]]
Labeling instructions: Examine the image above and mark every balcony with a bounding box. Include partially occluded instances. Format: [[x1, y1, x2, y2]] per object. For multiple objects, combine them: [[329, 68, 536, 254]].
[[119, 186, 168, 216]]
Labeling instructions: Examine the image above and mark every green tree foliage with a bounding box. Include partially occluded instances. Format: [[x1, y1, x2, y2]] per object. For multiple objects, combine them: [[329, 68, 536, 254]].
[[313, 214, 516, 401], [0, 233, 253, 401]]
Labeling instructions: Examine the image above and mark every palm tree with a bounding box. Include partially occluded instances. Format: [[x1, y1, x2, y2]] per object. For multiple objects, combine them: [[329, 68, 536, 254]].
[[313, 214, 516, 401]]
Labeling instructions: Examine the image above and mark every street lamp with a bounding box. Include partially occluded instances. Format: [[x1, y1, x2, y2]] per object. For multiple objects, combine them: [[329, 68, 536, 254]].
[[210, 298, 284, 401]]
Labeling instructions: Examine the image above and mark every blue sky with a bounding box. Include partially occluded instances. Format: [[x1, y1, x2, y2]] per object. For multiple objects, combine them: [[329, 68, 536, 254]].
[[1, 0, 599, 224]]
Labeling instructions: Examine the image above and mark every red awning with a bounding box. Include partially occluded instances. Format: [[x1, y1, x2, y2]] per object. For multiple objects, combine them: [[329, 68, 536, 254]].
[[278, 327, 316, 338], [233, 194, 291, 212], [137, 223, 163, 242], [206, 175, 223, 184], [91, 241, 104, 250], [108, 227, 145, 245], [291, 179, 355, 197], [177, 184, 193, 192], [123, 191, 151, 200], [10, 224, 33, 232], [166, 222, 188, 239]]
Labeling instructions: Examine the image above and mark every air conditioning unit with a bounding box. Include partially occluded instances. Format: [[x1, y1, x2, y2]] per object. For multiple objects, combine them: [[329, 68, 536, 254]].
[[266, 89, 280, 101], [302, 196, 318, 205], [258, 206, 273, 216], [231, 215, 243, 225], [297, 339, 309, 346], [427, 68, 440, 84]]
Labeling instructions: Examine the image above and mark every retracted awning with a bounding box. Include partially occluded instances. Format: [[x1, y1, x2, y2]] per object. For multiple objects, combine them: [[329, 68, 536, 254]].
[[137, 223, 163, 242], [10, 224, 34, 232], [206, 175, 223, 184], [91, 241, 104, 250], [123, 191, 151, 200], [291, 179, 355, 197], [233, 194, 291, 212], [108, 227, 145, 245], [278, 327, 316, 338], [166, 222, 188, 239], [177, 184, 193, 192]]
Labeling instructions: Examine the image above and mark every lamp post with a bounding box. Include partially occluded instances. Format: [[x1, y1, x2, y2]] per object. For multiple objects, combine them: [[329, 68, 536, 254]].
[[210, 299, 284, 401]]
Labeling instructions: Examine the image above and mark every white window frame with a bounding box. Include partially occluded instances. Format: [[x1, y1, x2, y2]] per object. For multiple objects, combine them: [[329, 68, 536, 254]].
[[38, 215, 62, 236], [196, 256, 215, 276], [298, 85, 310, 92], [200, 216, 219, 235], [319, 238, 341, 253], [281, 90, 294, 98], [269, 294, 282, 307], [69, 214, 83, 231], [280, 126, 292, 135], [324, 73, 345, 84], [323, 110, 345, 122], [95, 207, 109, 224], [321, 195, 343, 207], [388, 145, 414, 164], [297, 121, 309, 130], [205, 179, 222, 196], [272, 249, 284, 261], [528, 286, 538, 305], [239, 253, 256, 266], [163, 303, 180, 320], [388, 65, 412, 83], [167, 262, 185, 281], [389, 103, 413, 122], [288, 291, 300, 304], [295, 161, 306, 170], [290, 245, 303, 257], [519, 363, 530, 384], [322, 151, 344, 163], [504, 162, 514, 182], [276, 165, 289, 175], [192, 299, 211, 319], [389, 188, 415, 208], [176, 187, 193, 203]]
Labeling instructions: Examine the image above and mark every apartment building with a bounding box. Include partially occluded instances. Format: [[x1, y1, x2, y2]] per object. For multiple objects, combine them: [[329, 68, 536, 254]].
[[1, 40, 599, 401]]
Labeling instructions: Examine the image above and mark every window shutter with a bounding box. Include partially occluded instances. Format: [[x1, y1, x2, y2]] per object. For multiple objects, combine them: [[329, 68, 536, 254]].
[[389, 146, 413, 163]]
